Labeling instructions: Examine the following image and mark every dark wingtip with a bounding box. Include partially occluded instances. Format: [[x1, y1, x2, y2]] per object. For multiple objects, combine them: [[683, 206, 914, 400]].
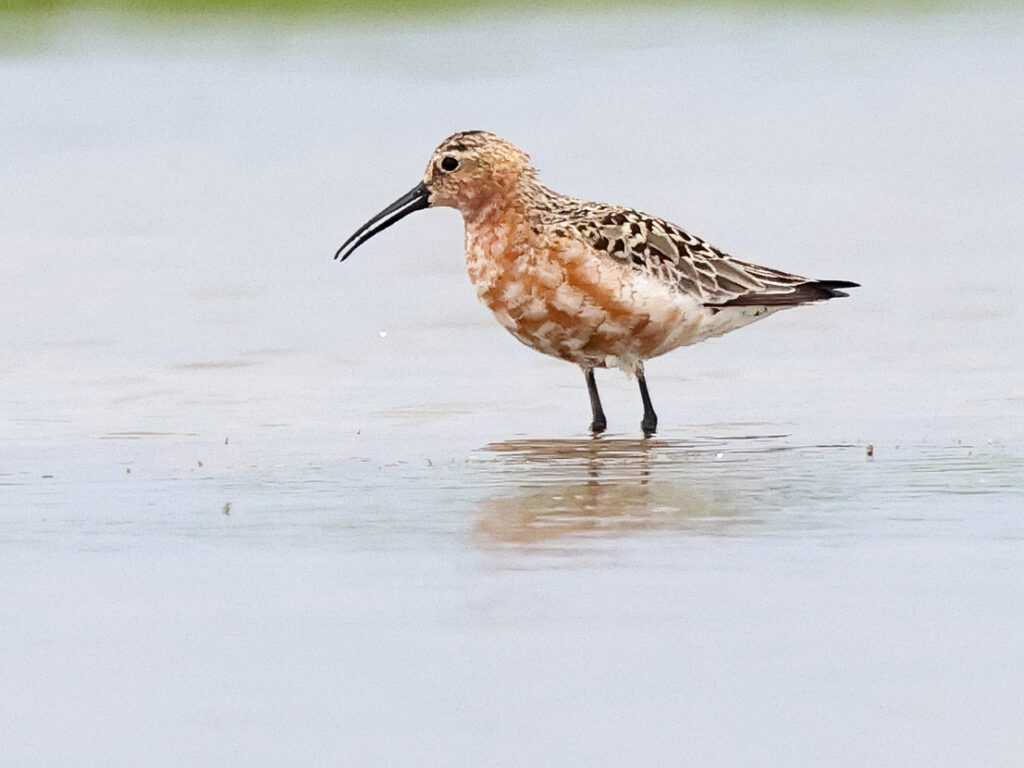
[[706, 279, 860, 308], [816, 279, 860, 293], [810, 279, 860, 300]]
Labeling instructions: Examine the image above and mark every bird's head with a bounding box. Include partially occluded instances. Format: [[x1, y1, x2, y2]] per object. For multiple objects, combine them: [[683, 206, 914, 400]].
[[334, 131, 535, 262]]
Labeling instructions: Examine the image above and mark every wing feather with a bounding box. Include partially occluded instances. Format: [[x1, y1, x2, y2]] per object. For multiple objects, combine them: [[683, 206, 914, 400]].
[[551, 201, 857, 308]]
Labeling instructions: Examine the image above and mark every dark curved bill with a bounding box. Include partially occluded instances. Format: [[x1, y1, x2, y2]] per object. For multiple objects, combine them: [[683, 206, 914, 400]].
[[334, 182, 430, 262]]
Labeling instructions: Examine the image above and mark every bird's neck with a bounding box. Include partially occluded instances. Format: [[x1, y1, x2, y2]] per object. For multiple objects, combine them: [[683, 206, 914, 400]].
[[461, 173, 556, 226], [461, 185, 538, 302], [462, 193, 531, 257]]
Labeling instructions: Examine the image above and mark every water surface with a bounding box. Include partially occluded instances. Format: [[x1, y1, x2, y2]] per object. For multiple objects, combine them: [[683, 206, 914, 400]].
[[2, 7, 1023, 766]]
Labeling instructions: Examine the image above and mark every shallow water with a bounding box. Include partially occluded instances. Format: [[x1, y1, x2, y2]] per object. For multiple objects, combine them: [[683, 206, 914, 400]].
[[2, 7, 1023, 766]]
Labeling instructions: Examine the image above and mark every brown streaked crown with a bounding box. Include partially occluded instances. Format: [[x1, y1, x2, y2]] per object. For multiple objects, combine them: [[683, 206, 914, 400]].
[[422, 131, 538, 212]]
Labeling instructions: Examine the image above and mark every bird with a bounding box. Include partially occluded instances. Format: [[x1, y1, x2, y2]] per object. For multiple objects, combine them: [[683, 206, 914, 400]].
[[335, 130, 857, 437]]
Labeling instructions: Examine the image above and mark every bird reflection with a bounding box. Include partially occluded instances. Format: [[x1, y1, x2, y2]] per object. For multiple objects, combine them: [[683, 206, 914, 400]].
[[474, 437, 745, 548]]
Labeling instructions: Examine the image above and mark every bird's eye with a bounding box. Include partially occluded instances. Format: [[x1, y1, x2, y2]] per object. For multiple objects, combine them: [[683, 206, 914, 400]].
[[440, 156, 460, 172]]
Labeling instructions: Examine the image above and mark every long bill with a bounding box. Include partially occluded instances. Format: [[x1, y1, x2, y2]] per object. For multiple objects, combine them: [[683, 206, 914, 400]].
[[334, 182, 430, 262]]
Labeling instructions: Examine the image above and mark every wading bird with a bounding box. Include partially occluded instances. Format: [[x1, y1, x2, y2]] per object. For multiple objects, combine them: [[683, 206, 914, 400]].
[[335, 131, 857, 436]]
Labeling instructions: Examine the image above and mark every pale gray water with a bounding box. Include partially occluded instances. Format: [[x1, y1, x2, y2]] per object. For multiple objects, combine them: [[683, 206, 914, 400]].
[[1, 7, 1023, 766]]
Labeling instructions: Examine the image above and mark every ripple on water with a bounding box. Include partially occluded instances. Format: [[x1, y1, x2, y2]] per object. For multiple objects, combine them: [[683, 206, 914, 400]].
[[467, 432, 1024, 552]]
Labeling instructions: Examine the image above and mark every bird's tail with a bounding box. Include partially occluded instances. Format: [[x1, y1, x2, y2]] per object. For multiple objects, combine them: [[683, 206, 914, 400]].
[[707, 279, 859, 308], [806, 280, 860, 300]]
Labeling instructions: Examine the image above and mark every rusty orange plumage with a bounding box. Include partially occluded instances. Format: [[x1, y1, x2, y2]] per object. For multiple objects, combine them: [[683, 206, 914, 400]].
[[335, 131, 858, 436]]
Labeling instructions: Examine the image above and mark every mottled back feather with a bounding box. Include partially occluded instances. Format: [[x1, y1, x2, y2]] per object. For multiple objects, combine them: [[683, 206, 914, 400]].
[[529, 187, 857, 308]]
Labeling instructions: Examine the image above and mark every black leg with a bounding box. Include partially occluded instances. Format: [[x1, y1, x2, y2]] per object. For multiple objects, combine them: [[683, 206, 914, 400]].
[[638, 365, 657, 437], [585, 367, 607, 435]]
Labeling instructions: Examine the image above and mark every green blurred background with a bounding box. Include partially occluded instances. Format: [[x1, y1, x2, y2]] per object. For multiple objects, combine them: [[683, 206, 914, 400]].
[[0, 0, 968, 16]]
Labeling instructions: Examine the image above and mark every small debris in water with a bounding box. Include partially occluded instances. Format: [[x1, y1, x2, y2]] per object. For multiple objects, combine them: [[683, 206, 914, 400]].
[[866, 444, 874, 458], [224, 437, 229, 445], [126, 467, 131, 474], [222, 502, 231, 516], [378, 330, 388, 339], [198, 460, 203, 467], [714, 452, 724, 460]]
